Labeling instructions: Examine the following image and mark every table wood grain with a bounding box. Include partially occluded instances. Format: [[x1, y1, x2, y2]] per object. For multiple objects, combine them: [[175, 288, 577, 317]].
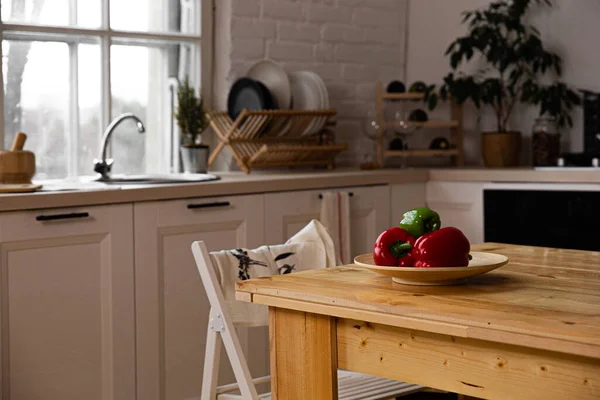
[[236, 244, 600, 399]]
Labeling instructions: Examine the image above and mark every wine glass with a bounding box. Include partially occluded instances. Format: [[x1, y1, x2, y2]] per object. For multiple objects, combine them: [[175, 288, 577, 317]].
[[362, 109, 384, 165], [392, 110, 417, 168]]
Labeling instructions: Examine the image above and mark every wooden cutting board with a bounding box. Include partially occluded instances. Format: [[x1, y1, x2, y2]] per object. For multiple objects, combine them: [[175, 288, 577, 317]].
[[0, 183, 42, 193]]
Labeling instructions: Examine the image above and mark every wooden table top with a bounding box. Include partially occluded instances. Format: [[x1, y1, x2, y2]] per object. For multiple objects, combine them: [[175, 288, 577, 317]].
[[236, 243, 600, 359]]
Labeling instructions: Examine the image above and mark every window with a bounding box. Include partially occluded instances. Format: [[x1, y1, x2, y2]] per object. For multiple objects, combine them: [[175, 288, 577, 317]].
[[1, 0, 212, 179]]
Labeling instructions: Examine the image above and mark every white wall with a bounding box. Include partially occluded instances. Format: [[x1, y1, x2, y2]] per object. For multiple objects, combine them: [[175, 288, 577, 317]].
[[406, 0, 599, 164], [214, 0, 407, 168]]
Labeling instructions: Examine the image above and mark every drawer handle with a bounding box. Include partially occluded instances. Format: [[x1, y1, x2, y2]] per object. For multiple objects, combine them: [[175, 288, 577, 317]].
[[319, 192, 353, 199], [187, 201, 231, 210], [36, 212, 90, 222]]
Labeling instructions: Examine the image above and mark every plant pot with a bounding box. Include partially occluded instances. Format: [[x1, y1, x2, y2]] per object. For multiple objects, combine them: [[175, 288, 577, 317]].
[[180, 144, 209, 173], [481, 131, 522, 168]]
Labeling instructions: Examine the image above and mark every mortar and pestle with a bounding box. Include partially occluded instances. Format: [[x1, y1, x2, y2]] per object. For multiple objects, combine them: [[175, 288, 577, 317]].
[[0, 132, 40, 193]]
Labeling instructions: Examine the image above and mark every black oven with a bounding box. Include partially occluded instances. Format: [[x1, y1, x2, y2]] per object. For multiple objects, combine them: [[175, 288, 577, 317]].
[[484, 189, 600, 251]]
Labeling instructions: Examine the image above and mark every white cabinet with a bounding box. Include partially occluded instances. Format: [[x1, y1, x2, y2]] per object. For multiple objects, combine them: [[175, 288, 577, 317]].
[[0, 204, 135, 400], [426, 182, 485, 243], [133, 195, 265, 400], [349, 186, 391, 258], [265, 185, 391, 259], [390, 183, 427, 227]]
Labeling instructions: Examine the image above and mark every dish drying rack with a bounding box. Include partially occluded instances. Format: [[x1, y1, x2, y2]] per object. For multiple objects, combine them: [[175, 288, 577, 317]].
[[208, 109, 347, 173]]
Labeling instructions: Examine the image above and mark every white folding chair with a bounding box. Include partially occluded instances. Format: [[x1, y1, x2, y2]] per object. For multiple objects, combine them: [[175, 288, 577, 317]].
[[191, 241, 424, 400]]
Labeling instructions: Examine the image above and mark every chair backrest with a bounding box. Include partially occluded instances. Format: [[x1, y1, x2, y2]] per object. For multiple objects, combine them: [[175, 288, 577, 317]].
[[192, 224, 334, 399], [192, 241, 260, 400]]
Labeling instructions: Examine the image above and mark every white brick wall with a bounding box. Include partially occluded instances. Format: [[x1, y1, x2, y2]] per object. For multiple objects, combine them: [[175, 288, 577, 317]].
[[214, 0, 407, 167]]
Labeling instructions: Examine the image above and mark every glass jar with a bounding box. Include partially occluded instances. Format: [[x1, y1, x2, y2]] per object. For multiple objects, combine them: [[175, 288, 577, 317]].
[[532, 117, 560, 166]]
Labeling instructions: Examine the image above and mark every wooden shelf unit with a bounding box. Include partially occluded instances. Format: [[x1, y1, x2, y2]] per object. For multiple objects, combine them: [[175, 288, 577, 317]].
[[383, 120, 459, 129], [382, 92, 425, 101], [384, 148, 459, 157], [208, 109, 347, 174], [376, 81, 464, 167]]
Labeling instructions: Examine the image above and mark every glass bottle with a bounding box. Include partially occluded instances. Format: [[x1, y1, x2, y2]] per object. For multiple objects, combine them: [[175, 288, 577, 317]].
[[532, 117, 560, 167]]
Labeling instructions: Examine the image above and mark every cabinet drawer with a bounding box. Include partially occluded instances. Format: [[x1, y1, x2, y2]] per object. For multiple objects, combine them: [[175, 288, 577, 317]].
[[0, 204, 132, 242], [149, 195, 260, 227]]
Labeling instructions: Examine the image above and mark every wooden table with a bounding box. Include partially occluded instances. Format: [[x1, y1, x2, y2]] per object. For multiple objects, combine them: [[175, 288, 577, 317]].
[[235, 244, 600, 400]]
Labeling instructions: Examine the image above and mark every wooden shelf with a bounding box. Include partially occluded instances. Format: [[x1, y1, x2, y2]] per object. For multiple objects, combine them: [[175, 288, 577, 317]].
[[384, 149, 459, 158], [376, 81, 464, 166], [382, 93, 425, 101], [384, 120, 459, 129]]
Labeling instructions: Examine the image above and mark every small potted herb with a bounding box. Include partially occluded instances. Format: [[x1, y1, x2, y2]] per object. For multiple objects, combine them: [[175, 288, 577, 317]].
[[424, 0, 580, 167], [176, 77, 209, 173]]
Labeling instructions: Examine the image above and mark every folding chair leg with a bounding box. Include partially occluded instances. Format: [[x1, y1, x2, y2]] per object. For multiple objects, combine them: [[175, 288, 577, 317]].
[[201, 324, 222, 400], [192, 242, 260, 400]]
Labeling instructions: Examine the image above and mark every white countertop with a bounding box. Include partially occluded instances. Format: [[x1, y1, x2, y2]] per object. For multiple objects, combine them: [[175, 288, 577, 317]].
[[1, 167, 599, 212], [0, 169, 426, 212]]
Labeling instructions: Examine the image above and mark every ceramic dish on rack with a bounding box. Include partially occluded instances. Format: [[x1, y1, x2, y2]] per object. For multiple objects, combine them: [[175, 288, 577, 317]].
[[247, 59, 291, 110], [289, 71, 323, 136], [227, 77, 275, 120], [353, 252, 509, 286], [304, 71, 329, 135]]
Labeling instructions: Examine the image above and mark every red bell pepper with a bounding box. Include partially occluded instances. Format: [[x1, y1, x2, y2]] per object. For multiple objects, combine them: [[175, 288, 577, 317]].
[[397, 254, 414, 268], [373, 227, 416, 267], [412, 227, 470, 268]]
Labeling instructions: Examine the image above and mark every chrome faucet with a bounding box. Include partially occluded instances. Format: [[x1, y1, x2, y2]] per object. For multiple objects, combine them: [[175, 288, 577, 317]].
[[94, 113, 146, 179]]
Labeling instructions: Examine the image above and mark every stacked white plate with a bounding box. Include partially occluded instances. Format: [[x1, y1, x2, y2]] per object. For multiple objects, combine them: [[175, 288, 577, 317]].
[[289, 71, 330, 135], [244, 59, 330, 136]]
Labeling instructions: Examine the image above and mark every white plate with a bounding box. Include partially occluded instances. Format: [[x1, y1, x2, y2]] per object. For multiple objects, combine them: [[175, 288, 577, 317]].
[[354, 252, 509, 286], [289, 71, 323, 136], [304, 71, 329, 135], [247, 59, 291, 110]]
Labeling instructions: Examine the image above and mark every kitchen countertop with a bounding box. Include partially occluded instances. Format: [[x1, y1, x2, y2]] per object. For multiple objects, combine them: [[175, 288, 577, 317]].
[[0, 169, 427, 212], [429, 168, 600, 183], [1, 167, 599, 212]]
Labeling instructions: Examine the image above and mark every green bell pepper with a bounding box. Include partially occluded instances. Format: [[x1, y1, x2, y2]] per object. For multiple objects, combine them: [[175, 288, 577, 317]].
[[399, 207, 441, 239]]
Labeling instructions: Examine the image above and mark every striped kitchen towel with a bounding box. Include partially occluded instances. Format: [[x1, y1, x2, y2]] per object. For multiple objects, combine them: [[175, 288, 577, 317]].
[[319, 191, 352, 265]]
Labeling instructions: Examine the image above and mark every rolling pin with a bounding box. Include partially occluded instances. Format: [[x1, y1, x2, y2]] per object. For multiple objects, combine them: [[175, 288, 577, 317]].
[[0, 132, 36, 184]]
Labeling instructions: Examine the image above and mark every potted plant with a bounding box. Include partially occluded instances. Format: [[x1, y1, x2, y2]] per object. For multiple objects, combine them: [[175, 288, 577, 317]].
[[424, 0, 581, 167], [176, 77, 209, 173]]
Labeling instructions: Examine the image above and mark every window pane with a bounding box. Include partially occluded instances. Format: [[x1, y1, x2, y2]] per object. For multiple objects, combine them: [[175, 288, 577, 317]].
[[110, 41, 197, 174], [111, 45, 148, 175], [1, 0, 101, 28], [110, 0, 199, 34], [78, 44, 101, 176], [3, 40, 70, 179]]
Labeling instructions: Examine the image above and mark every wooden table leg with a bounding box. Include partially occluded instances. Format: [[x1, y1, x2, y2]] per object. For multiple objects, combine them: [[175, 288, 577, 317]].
[[269, 307, 338, 400]]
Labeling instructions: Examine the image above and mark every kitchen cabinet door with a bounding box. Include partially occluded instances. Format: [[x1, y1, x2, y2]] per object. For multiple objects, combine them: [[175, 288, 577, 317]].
[[0, 204, 135, 400], [349, 186, 391, 258], [390, 183, 427, 225], [264, 185, 390, 260], [426, 182, 485, 243], [134, 195, 265, 400]]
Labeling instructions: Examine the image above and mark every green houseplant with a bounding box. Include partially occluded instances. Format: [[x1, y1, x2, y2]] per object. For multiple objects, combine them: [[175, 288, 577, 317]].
[[425, 0, 580, 167], [176, 77, 209, 173]]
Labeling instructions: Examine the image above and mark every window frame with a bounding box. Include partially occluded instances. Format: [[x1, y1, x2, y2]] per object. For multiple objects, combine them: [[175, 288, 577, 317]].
[[0, 0, 213, 175]]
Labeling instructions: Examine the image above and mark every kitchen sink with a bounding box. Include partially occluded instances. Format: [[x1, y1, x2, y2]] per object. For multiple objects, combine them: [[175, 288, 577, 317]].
[[96, 173, 220, 185]]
